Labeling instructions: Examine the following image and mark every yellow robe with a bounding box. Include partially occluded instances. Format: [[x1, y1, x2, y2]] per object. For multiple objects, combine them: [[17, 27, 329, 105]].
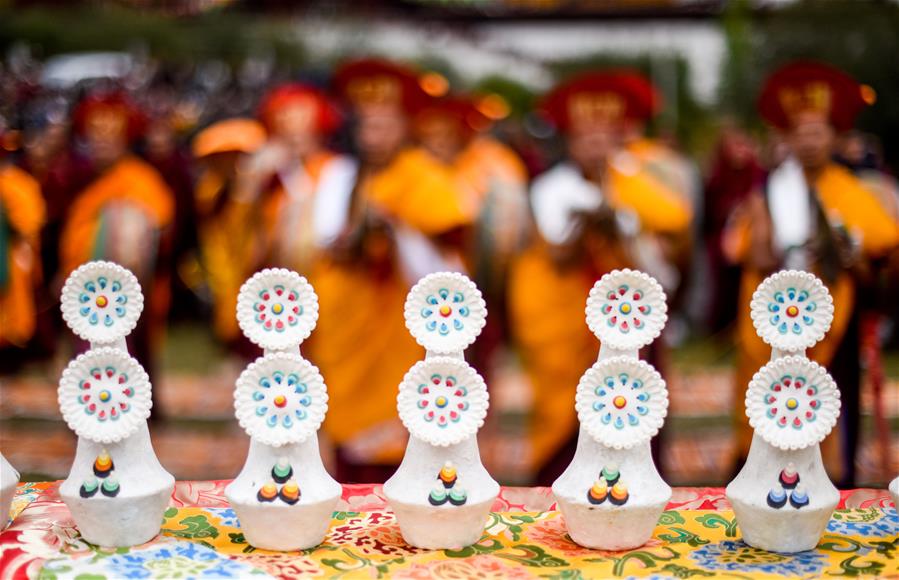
[[510, 161, 692, 472], [60, 156, 175, 336], [0, 164, 46, 347], [310, 148, 472, 464], [731, 162, 899, 456]]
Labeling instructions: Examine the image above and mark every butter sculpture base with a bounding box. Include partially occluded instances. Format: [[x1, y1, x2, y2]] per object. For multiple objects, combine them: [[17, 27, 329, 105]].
[[225, 435, 340, 551], [553, 433, 670, 550], [726, 434, 838, 553], [385, 437, 498, 550], [59, 425, 174, 547], [1, 454, 19, 528]]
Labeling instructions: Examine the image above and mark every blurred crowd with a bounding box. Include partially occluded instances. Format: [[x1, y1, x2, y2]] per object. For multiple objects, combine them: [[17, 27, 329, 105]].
[[1, 54, 898, 487]]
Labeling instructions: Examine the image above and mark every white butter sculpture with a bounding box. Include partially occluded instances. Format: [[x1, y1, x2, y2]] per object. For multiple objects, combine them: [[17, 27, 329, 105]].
[[726, 270, 841, 553], [552, 269, 671, 550], [225, 268, 339, 551], [384, 272, 498, 549], [57, 261, 174, 547], [890, 476, 898, 511], [1, 453, 18, 529]]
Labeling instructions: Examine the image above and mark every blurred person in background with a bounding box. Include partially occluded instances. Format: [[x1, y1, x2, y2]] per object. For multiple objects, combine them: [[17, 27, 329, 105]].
[[142, 87, 198, 321], [622, 95, 697, 310], [10, 98, 68, 358], [310, 58, 472, 482], [191, 117, 267, 347], [59, 90, 175, 410], [725, 62, 899, 485], [508, 71, 692, 484], [703, 121, 764, 334], [413, 92, 529, 379], [234, 83, 351, 276], [0, 119, 46, 362]]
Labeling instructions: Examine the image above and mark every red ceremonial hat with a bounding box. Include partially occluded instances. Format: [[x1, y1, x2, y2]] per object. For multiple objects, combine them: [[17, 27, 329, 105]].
[[333, 58, 428, 114], [540, 70, 662, 132], [73, 90, 146, 143], [257, 83, 341, 136], [758, 61, 869, 132], [415, 94, 491, 136]]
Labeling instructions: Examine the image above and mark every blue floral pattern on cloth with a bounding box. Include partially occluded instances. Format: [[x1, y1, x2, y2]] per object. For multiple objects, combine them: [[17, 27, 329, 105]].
[[827, 508, 899, 536], [420, 287, 471, 337], [77, 275, 129, 327], [41, 539, 268, 579], [207, 507, 242, 529], [689, 540, 828, 575], [768, 287, 817, 336]]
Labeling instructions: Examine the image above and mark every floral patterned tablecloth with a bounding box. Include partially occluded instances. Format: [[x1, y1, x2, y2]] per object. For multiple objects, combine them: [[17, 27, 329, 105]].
[[1, 481, 896, 579]]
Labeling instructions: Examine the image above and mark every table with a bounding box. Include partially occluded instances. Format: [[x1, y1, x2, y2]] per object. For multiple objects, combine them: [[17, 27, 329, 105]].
[[1, 481, 896, 579]]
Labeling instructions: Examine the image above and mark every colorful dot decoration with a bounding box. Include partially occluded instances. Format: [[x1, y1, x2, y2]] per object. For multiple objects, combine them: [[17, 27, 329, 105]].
[[58, 348, 152, 444], [93, 450, 114, 477], [746, 356, 840, 451], [236, 268, 319, 351], [750, 270, 833, 352], [75, 365, 136, 423], [257, 460, 302, 505], [234, 352, 328, 447], [428, 463, 468, 507], [61, 261, 143, 344], [421, 288, 471, 337], [428, 461, 468, 506], [766, 466, 808, 510], [397, 357, 489, 447], [437, 462, 457, 488], [593, 372, 651, 429], [76, 276, 129, 328], [257, 481, 279, 503], [81, 450, 121, 499], [766, 287, 818, 336], [404, 272, 486, 354], [576, 357, 668, 450], [586, 269, 667, 352], [585, 465, 627, 506], [271, 457, 293, 484], [254, 370, 312, 429], [416, 373, 471, 429], [252, 285, 303, 334], [599, 284, 651, 335], [779, 463, 799, 489], [763, 373, 822, 430]]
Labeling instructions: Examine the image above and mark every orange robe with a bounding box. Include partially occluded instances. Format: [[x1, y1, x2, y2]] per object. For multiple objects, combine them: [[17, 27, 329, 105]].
[[195, 170, 257, 342], [453, 137, 529, 276], [729, 162, 899, 456], [60, 156, 175, 337], [310, 148, 471, 464], [509, 160, 692, 473], [0, 164, 46, 347]]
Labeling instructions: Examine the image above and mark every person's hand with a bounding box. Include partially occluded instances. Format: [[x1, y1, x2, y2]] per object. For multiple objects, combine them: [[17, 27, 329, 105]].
[[746, 194, 778, 271], [233, 140, 290, 203]]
